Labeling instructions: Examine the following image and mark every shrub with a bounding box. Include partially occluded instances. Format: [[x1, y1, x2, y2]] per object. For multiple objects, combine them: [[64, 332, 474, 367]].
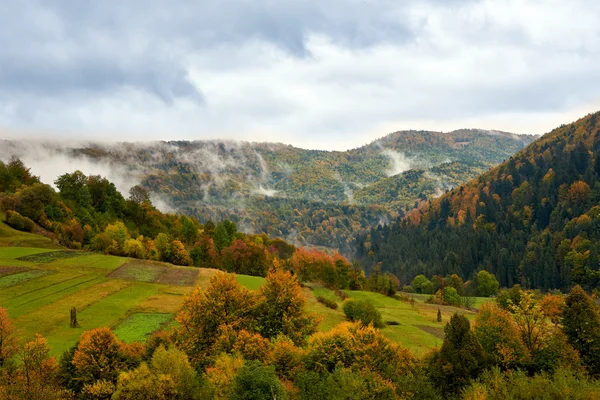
[[342, 299, 384, 329], [230, 360, 288, 400], [334, 288, 349, 300], [403, 285, 415, 293], [6, 210, 35, 232], [317, 296, 338, 310]]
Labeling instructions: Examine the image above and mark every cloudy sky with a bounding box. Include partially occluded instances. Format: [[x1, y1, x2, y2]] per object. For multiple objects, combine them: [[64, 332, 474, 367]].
[[1, 0, 599, 150]]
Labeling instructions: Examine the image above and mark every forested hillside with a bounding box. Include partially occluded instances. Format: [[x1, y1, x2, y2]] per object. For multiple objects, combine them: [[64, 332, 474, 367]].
[[1, 129, 533, 254], [357, 112, 600, 291]]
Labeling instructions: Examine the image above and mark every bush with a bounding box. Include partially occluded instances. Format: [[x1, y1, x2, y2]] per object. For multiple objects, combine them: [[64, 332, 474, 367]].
[[342, 299, 384, 329], [317, 296, 338, 310], [230, 360, 288, 400], [6, 210, 35, 232], [403, 285, 415, 293]]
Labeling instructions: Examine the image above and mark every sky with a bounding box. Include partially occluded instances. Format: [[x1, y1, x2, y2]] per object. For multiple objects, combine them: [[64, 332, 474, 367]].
[[1, 0, 599, 150]]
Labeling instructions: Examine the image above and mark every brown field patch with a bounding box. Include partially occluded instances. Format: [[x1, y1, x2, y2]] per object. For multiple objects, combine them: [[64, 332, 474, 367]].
[[108, 261, 167, 283], [157, 267, 199, 286], [416, 325, 445, 339], [0, 266, 28, 276], [136, 294, 186, 314]]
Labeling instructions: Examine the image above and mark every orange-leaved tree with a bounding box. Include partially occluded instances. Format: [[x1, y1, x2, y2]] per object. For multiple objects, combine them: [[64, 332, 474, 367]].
[[0, 307, 18, 368], [175, 272, 257, 368], [72, 328, 125, 386]]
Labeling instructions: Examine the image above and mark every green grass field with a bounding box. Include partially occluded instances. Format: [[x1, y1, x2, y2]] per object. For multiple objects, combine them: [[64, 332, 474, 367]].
[[0, 219, 486, 357]]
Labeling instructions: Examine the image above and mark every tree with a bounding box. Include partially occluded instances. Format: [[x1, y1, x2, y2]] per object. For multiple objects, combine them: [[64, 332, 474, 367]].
[[16, 334, 64, 399], [113, 346, 202, 400], [562, 285, 600, 376], [540, 294, 565, 327], [412, 274, 433, 294], [342, 299, 384, 328], [256, 268, 319, 345], [55, 171, 91, 208], [175, 272, 257, 368], [0, 307, 18, 368], [474, 303, 528, 370], [128, 185, 150, 205], [229, 360, 288, 400], [475, 270, 499, 297], [428, 313, 487, 395], [509, 292, 551, 356], [72, 328, 125, 386]]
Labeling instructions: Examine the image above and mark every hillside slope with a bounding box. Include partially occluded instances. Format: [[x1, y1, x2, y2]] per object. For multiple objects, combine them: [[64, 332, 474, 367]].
[[1, 129, 534, 253], [357, 112, 600, 291]]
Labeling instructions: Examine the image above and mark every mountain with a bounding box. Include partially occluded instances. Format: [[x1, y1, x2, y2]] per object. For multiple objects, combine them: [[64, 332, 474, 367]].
[[0, 129, 534, 254], [356, 112, 600, 291]]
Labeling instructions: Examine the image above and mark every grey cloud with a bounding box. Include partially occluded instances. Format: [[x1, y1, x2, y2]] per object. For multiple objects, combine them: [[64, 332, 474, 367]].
[[0, 0, 599, 149]]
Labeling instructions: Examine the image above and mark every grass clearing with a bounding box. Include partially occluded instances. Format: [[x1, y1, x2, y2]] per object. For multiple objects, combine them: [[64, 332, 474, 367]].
[[46, 282, 161, 356], [236, 274, 265, 290], [113, 313, 174, 343]]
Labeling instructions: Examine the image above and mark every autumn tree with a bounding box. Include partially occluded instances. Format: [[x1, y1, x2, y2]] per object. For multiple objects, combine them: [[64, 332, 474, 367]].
[[509, 292, 552, 356], [256, 268, 319, 345], [540, 293, 565, 327], [0, 307, 18, 369], [72, 328, 125, 386], [474, 303, 528, 370], [113, 346, 203, 400], [175, 272, 257, 368]]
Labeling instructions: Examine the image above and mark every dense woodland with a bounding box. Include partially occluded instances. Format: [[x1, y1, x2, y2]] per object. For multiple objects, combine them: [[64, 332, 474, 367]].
[[358, 112, 600, 292], [0, 160, 363, 290], [2, 129, 533, 254]]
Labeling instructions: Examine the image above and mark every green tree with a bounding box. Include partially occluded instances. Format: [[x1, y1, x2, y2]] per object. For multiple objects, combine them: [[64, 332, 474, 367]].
[[562, 285, 600, 376], [475, 270, 499, 297], [55, 171, 91, 208], [428, 313, 487, 396], [342, 299, 384, 328], [229, 360, 288, 400], [412, 274, 433, 294]]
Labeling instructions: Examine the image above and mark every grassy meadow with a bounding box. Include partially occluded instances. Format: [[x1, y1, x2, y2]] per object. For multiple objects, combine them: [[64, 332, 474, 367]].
[[0, 218, 484, 357]]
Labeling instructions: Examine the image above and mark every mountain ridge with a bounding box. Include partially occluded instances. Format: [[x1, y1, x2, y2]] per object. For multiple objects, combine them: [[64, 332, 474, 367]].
[[0, 127, 535, 254]]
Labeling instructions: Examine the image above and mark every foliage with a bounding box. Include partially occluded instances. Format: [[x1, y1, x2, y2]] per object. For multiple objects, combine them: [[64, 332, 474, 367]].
[[562, 285, 600, 376], [175, 272, 257, 368], [229, 360, 288, 400], [474, 271, 499, 297], [461, 367, 600, 400], [428, 313, 487, 396], [342, 299, 384, 328], [256, 268, 320, 345], [317, 295, 338, 309], [0, 307, 18, 368], [473, 303, 529, 370], [72, 327, 128, 386], [357, 112, 600, 292]]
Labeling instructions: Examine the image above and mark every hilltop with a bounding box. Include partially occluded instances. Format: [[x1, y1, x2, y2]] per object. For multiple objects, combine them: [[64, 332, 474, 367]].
[[1, 129, 534, 254], [357, 112, 600, 291]]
